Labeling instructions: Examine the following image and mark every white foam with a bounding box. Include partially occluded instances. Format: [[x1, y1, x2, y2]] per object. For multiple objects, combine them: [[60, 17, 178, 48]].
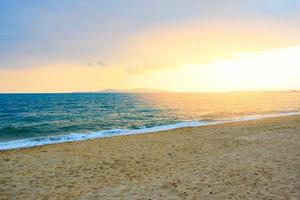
[[0, 112, 299, 151]]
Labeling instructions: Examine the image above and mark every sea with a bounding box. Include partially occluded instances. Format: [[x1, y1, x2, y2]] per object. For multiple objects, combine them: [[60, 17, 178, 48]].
[[0, 92, 300, 150]]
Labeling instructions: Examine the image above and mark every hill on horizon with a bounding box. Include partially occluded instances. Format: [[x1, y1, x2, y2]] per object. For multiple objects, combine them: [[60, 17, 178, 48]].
[[95, 88, 169, 93]]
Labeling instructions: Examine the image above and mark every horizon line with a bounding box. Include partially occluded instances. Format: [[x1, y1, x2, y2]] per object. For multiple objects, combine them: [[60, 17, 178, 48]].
[[0, 89, 299, 94]]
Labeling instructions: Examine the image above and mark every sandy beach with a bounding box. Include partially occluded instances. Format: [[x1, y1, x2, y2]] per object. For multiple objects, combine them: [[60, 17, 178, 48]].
[[0, 115, 299, 200]]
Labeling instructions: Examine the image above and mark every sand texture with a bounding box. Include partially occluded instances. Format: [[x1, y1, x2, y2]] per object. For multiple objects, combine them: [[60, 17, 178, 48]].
[[0, 115, 300, 200]]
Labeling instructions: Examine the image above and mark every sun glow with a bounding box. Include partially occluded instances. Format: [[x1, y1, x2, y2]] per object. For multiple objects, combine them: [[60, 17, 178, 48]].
[[133, 46, 300, 92], [210, 46, 300, 91]]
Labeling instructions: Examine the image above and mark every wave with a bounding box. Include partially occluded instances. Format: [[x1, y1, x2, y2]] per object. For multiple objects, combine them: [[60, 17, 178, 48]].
[[0, 112, 299, 151]]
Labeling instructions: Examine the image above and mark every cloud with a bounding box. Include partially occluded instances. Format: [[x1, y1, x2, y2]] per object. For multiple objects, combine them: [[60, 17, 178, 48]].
[[97, 61, 107, 67], [114, 19, 300, 73], [0, 0, 299, 70], [86, 61, 107, 67]]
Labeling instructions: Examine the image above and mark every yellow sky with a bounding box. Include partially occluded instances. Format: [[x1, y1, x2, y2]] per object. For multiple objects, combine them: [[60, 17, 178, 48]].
[[116, 20, 300, 72], [1, 21, 300, 93], [1, 45, 299, 93]]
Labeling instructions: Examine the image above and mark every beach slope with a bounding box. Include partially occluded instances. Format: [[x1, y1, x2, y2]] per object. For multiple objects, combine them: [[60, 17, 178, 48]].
[[1, 115, 299, 199]]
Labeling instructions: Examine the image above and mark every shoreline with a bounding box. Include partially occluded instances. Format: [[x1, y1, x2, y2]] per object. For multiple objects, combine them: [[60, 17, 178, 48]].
[[1, 114, 299, 199], [1, 111, 300, 151]]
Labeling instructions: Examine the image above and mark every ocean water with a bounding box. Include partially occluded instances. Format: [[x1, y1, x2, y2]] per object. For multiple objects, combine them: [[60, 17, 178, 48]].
[[0, 92, 300, 150]]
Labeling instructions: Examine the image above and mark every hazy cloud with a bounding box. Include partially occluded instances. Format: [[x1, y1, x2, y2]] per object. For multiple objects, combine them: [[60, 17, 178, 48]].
[[0, 0, 299, 69], [86, 61, 107, 67]]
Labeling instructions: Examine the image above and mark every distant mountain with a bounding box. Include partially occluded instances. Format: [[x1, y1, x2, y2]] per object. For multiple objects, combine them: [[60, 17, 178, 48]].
[[96, 88, 168, 93]]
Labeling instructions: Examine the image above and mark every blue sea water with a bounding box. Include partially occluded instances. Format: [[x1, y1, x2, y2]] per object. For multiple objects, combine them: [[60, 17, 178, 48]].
[[0, 92, 300, 150]]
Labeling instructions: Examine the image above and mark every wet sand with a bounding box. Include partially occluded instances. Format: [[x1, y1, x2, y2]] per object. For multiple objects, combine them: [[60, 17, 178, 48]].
[[0, 115, 299, 200]]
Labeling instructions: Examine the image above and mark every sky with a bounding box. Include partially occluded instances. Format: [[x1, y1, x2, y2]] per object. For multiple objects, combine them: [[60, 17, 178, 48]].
[[0, 0, 300, 92]]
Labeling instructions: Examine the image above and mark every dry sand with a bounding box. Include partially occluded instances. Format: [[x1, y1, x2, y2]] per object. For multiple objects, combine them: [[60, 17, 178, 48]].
[[0, 115, 299, 200]]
